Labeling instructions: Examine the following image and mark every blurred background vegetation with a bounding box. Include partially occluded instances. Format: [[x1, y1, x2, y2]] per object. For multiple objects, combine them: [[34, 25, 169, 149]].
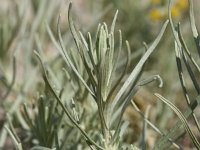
[[0, 0, 199, 149]]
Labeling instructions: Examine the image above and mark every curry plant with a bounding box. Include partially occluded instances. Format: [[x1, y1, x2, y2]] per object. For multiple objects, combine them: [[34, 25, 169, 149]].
[[31, 2, 169, 149], [1, 1, 171, 149], [3, 0, 200, 149]]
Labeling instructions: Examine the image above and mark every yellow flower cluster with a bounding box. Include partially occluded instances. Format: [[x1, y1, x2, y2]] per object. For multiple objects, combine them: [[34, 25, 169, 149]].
[[149, 0, 188, 21]]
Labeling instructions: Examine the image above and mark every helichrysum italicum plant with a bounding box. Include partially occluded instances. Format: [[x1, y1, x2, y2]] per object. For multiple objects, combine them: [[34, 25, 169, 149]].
[[3, 0, 200, 149], [28, 2, 169, 149]]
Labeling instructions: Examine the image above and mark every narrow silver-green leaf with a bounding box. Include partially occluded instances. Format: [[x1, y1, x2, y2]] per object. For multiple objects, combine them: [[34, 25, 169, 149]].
[[111, 20, 169, 112], [101, 49, 111, 102], [111, 10, 118, 34], [177, 23, 200, 72], [188, 0, 200, 56], [98, 25, 107, 65], [113, 30, 122, 72], [87, 32, 97, 69], [155, 93, 200, 149], [5, 126, 23, 150], [56, 15, 95, 97], [141, 105, 151, 150], [168, 0, 182, 49]]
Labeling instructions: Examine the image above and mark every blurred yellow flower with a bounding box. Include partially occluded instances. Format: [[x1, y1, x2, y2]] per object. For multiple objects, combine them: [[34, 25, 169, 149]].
[[175, 0, 188, 10], [171, 5, 180, 18], [149, 8, 164, 21], [149, 0, 188, 21]]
